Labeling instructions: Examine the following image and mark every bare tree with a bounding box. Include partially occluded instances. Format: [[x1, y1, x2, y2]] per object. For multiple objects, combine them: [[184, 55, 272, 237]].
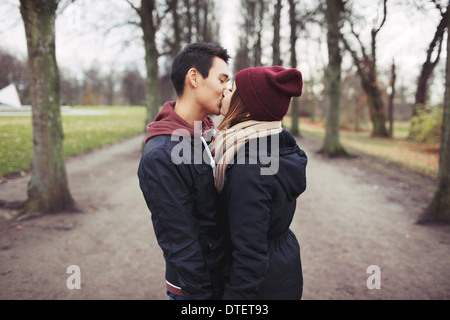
[[388, 59, 396, 138], [60, 70, 83, 106], [124, 0, 222, 125], [82, 66, 105, 105], [169, 0, 181, 55], [233, 0, 268, 74], [418, 5, 450, 225], [163, 0, 221, 61], [320, 0, 348, 157], [288, 0, 299, 135], [341, 0, 389, 138], [254, 0, 267, 66], [273, 0, 283, 66], [197, 0, 219, 43], [0, 50, 29, 104], [183, 0, 193, 43], [140, 0, 160, 123], [126, 0, 160, 125], [409, 1, 449, 139], [19, 0, 75, 215], [287, 0, 318, 134], [234, 0, 257, 73], [414, 1, 449, 111], [122, 69, 146, 105]]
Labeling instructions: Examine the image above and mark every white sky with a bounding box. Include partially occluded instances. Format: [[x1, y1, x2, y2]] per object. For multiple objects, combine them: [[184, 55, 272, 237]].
[[0, 0, 241, 78], [0, 0, 447, 102]]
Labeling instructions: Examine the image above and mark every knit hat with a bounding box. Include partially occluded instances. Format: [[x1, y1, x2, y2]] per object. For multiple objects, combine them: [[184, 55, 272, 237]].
[[235, 66, 303, 121]]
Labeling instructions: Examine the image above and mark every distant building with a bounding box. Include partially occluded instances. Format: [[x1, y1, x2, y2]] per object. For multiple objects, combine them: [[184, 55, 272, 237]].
[[0, 84, 22, 108]]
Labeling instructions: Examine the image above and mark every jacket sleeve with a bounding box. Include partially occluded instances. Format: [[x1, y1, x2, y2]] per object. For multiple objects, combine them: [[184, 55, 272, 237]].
[[138, 146, 215, 300], [222, 164, 272, 300]]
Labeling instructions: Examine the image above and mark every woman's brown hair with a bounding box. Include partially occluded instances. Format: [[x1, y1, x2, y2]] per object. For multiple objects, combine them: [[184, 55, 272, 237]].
[[218, 91, 254, 131]]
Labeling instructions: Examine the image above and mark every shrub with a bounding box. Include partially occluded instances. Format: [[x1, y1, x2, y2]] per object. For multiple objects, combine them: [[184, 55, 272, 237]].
[[409, 106, 442, 144]]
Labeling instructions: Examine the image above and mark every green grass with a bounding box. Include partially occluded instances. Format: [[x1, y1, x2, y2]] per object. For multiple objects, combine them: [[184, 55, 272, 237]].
[[284, 117, 439, 178], [0, 106, 146, 178]]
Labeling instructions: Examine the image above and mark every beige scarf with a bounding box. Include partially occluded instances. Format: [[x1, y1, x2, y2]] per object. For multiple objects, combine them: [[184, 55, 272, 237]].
[[210, 120, 282, 192]]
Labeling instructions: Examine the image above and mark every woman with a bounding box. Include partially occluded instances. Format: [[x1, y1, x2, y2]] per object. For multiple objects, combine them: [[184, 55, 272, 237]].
[[210, 66, 308, 300]]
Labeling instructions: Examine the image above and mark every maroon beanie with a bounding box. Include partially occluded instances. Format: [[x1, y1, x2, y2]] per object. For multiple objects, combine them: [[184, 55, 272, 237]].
[[235, 66, 303, 121]]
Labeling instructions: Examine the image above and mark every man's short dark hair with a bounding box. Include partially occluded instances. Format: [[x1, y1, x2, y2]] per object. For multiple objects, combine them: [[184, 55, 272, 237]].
[[171, 42, 230, 96]]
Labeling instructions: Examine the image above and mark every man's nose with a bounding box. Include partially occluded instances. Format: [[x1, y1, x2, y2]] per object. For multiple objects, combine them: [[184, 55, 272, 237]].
[[223, 87, 232, 97]]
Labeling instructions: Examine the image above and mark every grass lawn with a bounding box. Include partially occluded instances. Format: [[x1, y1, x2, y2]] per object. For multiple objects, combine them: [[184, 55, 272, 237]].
[[1, 109, 440, 180], [0, 106, 146, 179], [283, 117, 440, 178]]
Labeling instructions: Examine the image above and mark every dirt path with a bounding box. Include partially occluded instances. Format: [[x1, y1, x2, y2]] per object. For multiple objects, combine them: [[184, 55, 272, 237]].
[[0, 133, 449, 300]]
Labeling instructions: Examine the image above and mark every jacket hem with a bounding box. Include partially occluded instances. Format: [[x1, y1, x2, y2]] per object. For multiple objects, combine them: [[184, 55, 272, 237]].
[[166, 280, 184, 296]]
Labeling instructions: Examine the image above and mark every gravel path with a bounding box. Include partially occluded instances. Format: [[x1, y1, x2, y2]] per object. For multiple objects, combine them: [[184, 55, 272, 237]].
[[0, 133, 449, 300]]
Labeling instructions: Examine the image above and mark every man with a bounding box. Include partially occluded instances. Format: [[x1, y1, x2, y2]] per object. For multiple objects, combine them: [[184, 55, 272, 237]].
[[137, 42, 230, 300]]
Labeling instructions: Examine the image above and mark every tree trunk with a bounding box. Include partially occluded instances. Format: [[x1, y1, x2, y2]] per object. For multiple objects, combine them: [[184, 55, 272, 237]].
[[342, 44, 389, 138], [388, 59, 396, 138], [418, 10, 450, 225], [195, 0, 201, 40], [140, 0, 160, 125], [234, 0, 268, 73], [409, 4, 449, 140], [367, 80, 389, 138], [202, 0, 211, 42], [171, 0, 181, 56], [233, 0, 254, 74], [254, 0, 266, 66], [341, 0, 389, 138], [272, 0, 282, 66], [288, 0, 299, 136], [184, 0, 192, 43], [320, 0, 348, 157], [414, 5, 448, 111], [20, 0, 75, 214]]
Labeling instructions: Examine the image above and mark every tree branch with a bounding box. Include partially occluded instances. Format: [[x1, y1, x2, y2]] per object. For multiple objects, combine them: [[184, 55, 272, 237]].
[[373, 0, 387, 36], [56, 0, 77, 16], [349, 22, 370, 65], [156, 1, 171, 28], [425, 5, 449, 66], [125, 0, 141, 15], [340, 32, 367, 81], [103, 20, 141, 36], [431, 0, 443, 14]]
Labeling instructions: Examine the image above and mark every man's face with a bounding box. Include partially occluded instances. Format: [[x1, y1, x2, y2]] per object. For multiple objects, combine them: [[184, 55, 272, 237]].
[[196, 57, 229, 116]]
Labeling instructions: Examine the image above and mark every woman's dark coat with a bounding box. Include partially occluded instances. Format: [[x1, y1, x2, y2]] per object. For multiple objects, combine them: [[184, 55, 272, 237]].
[[220, 130, 307, 300]]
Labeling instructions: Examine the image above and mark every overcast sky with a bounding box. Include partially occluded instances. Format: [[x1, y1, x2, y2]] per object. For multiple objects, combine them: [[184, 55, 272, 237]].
[[0, 0, 240, 78], [0, 0, 447, 102]]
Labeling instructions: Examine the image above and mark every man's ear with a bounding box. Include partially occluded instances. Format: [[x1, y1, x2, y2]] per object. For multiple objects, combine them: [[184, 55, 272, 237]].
[[186, 68, 199, 88]]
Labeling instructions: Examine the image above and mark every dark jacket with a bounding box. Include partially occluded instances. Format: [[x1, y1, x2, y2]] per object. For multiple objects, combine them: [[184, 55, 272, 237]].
[[137, 102, 223, 300], [220, 130, 307, 300]]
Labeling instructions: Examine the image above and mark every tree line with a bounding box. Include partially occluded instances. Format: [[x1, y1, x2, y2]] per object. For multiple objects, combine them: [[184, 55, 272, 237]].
[[0, 50, 150, 106], [231, 0, 450, 223], [5, 0, 220, 216], [4, 0, 450, 224]]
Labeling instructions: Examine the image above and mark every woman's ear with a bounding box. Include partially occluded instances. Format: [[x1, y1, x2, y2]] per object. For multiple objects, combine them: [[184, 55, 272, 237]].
[[186, 68, 199, 88]]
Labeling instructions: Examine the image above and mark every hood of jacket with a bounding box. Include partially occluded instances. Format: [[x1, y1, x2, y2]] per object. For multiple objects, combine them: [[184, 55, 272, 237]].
[[232, 130, 307, 201], [144, 101, 215, 143], [275, 130, 307, 201]]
